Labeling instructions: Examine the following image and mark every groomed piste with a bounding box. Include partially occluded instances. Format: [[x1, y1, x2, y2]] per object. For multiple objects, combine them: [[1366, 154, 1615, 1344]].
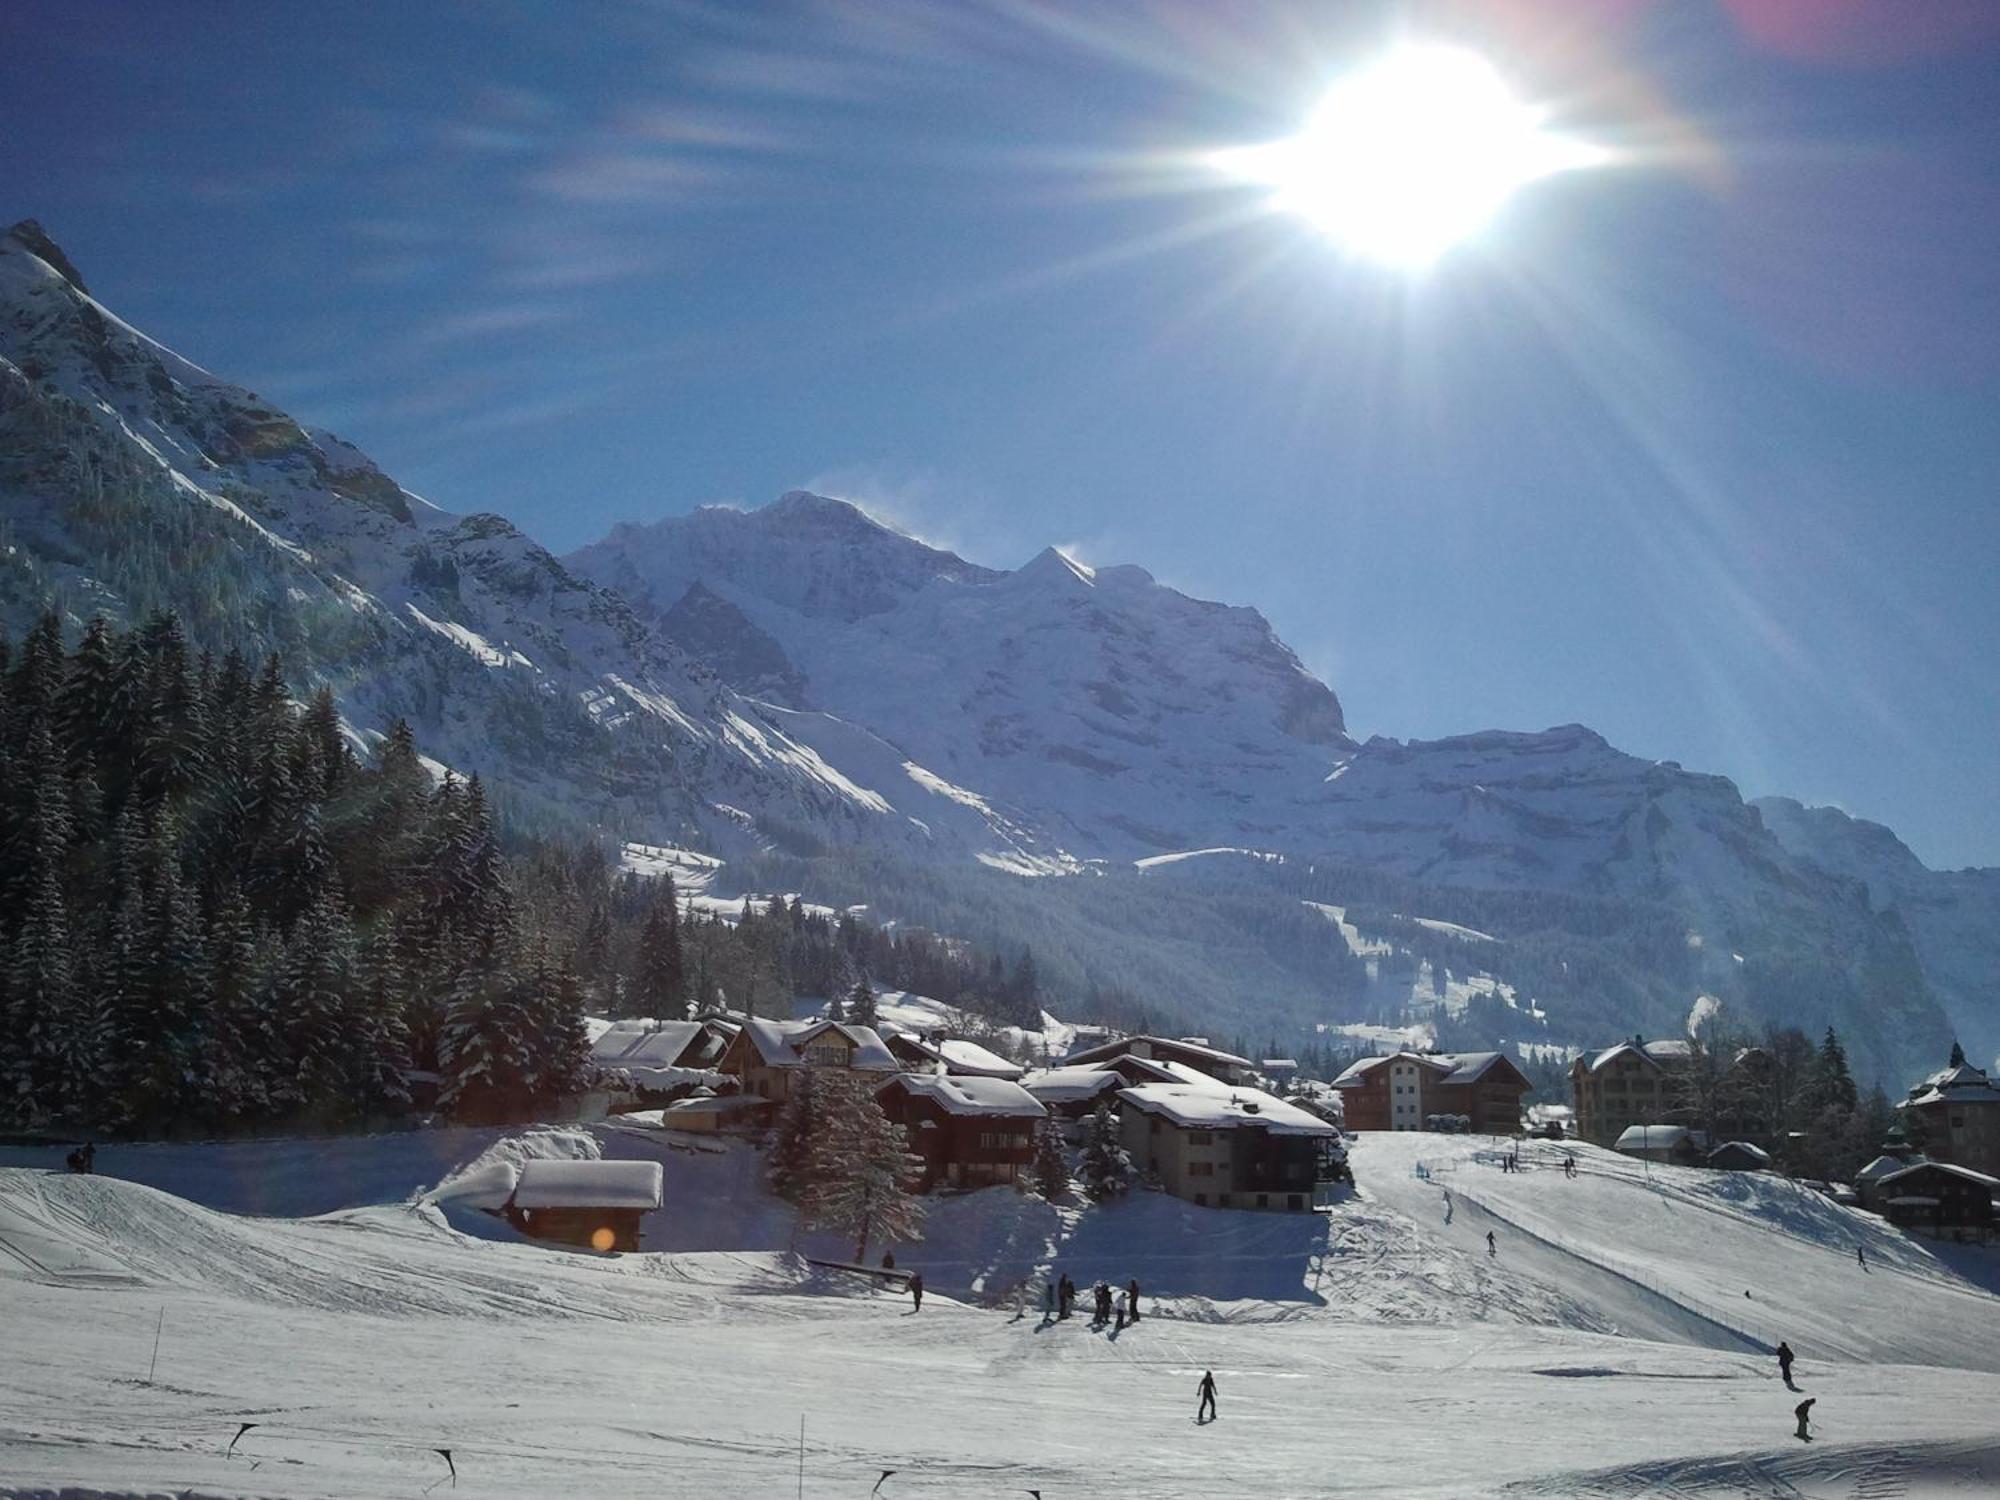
[[3, 1129, 1998, 1498]]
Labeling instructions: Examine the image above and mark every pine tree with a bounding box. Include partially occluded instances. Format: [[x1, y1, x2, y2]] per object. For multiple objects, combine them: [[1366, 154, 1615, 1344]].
[[798, 1071, 926, 1261], [1031, 1116, 1070, 1201], [1079, 1100, 1134, 1201], [767, 1067, 823, 1201], [846, 976, 878, 1030], [4, 827, 86, 1126], [633, 877, 686, 1019], [282, 890, 361, 1117]]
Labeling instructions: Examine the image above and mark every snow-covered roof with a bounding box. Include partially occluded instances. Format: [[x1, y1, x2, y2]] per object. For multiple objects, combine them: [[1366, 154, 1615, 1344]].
[[1116, 1084, 1336, 1137], [886, 1073, 1047, 1118], [1904, 1059, 2000, 1108], [1614, 1125, 1704, 1152], [736, 1017, 897, 1071], [510, 1159, 663, 1211], [592, 1020, 709, 1067], [885, 1033, 1025, 1080], [1707, 1140, 1772, 1165], [1021, 1067, 1125, 1103], [1878, 1161, 2000, 1191], [1063, 1034, 1253, 1073], [1329, 1050, 1517, 1089], [661, 1093, 772, 1117], [1581, 1039, 1694, 1075], [1856, 1153, 1923, 1183]]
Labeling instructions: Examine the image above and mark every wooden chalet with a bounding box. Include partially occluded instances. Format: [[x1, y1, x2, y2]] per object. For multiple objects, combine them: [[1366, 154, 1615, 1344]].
[[877, 1073, 1048, 1191], [715, 1017, 898, 1103], [1875, 1160, 1997, 1240], [1331, 1051, 1531, 1135]]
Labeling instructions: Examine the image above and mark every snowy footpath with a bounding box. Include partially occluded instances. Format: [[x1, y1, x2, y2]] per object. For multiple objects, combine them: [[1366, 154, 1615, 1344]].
[[3, 1129, 1999, 1498]]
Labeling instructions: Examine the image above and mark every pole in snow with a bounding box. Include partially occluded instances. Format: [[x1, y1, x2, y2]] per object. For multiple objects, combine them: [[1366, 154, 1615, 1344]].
[[146, 1307, 164, 1384], [226, 1422, 259, 1457], [423, 1448, 457, 1492], [870, 1470, 896, 1495]]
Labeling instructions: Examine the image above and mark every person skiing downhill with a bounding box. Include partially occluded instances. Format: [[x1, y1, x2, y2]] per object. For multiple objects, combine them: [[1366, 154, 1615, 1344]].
[[908, 1272, 923, 1313], [1776, 1341, 1796, 1388], [1794, 1398, 1815, 1441], [1856, 1245, 1868, 1270], [1196, 1370, 1218, 1423], [1486, 1230, 1497, 1257], [1044, 1279, 1056, 1319]]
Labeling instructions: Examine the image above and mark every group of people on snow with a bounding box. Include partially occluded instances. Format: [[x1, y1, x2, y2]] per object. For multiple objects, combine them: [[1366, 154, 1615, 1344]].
[[63, 1141, 95, 1174], [1044, 1272, 1142, 1331]]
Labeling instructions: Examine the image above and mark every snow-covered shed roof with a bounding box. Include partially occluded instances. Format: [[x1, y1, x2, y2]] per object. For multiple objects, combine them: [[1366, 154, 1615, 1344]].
[[1614, 1125, 1705, 1152], [1022, 1067, 1125, 1104], [1116, 1084, 1336, 1137], [1707, 1140, 1772, 1167], [661, 1093, 772, 1119], [886, 1073, 1047, 1118], [737, 1017, 897, 1071], [511, 1159, 663, 1211]]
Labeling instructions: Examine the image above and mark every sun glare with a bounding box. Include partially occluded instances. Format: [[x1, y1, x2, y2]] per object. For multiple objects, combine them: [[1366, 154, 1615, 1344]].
[[1212, 45, 1607, 268]]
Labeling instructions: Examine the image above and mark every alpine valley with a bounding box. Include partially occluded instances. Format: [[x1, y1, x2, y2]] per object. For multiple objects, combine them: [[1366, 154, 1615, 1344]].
[[3, 219, 1994, 1088]]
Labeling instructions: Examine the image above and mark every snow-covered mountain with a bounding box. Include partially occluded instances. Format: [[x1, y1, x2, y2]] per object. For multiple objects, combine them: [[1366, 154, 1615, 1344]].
[[0, 220, 1061, 863], [1, 218, 1982, 1083], [1755, 796, 2000, 1072]]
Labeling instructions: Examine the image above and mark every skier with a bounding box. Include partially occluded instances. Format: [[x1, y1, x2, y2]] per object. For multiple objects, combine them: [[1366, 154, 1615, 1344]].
[[80, 1142, 95, 1173], [1565, 1155, 1577, 1180], [1486, 1230, 1497, 1257], [1856, 1245, 1868, 1271], [1043, 1279, 1056, 1319], [1776, 1341, 1795, 1388], [1114, 1291, 1127, 1333], [908, 1272, 923, 1313], [1794, 1397, 1815, 1441], [1059, 1274, 1073, 1319], [1127, 1278, 1141, 1323], [1196, 1370, 1218, 1424]]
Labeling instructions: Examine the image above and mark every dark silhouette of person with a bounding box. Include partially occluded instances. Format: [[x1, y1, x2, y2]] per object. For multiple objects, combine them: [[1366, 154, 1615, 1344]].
[[908, 1272, 923, 1312], [881, 1250, 895, 1270], [1127, 1278, 1141, 1323], [1486, 1230, 1496, 1257], [1196, 1370, 1218, 1423], [1794, 1398, 1815, 1441], [1856, 1245, 1868, 1271], [1776, 1341, 1795, 1388]]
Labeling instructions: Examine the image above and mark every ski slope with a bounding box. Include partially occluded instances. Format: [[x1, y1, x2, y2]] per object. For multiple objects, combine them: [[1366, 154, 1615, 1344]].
[[3, 1127, 1999, 1498]]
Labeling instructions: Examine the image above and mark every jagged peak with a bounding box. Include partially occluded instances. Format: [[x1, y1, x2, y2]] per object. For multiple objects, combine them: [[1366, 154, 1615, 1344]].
[[1015, 545, 1096, 587], [3, 219, 88, 293]]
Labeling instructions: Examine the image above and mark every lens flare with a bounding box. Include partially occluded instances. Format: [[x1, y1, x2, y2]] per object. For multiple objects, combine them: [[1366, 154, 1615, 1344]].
[[1210, 45, 1608, 268]]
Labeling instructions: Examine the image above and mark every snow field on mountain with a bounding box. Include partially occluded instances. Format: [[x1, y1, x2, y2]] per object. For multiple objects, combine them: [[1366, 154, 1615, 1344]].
[[5, 1147, 2000, 1499]]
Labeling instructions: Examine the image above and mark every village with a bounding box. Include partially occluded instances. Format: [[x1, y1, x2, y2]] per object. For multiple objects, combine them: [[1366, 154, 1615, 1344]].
[[465, 988, 2000, 1264]]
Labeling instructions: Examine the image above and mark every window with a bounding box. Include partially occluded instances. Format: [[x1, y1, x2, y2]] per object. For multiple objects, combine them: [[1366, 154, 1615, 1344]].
[[1287, 1195, 1304, 1212], [1256, 1194, 1269, 1210], [1187, 1130, 1213, 1145], [1189, 1161, 1213, 1177]]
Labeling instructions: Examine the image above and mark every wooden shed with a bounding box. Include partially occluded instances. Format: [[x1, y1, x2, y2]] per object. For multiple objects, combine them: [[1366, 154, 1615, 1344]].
[[504, 1159, 663, 1253]]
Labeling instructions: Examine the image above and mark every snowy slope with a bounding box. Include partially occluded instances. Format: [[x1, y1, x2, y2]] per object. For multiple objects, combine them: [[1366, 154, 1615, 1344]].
[[5, 1131, 2000, 1497]]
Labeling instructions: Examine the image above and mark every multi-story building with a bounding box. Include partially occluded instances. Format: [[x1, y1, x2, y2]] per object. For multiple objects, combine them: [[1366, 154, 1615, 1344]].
[[714, 1017, 898, 1103], [876, 1073, 1047, 1191], [1900, 1044, 2000, 1178], [1331, 1050, 1532, 1135], [1569, 1037, 1694, 1145], [1117, 1083, 1339, 1212]]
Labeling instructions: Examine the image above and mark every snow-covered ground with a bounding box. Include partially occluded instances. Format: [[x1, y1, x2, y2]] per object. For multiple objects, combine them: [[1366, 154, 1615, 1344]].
[[3, 1128, 1998, 1497]]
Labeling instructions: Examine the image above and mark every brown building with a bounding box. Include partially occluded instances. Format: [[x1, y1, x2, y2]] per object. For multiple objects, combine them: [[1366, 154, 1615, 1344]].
[[502, 1159, 663, 1253], [883, 1032, 1026, 1081], [1874, 1160, 1997, 1240], [1118, 1083, 1339, 1212], [1331, 1051, 1532, 1135], [1569, 1037, 1694, 1146], [876, 1073, 1048, 1191], [1899, 1044, 2000, 1178], [715, 1017, 898, 1103]]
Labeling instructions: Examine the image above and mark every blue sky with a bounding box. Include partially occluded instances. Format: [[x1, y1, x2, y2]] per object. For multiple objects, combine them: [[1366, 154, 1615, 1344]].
[[5, 0, 1998, 867]]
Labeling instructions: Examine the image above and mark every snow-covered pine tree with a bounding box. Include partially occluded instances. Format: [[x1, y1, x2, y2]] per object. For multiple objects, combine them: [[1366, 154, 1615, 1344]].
[[766, 1066, 822, 1201], [798, 1070, 925, 1262], [1031, 1116, 1070, 1201], [1079, 1100, 1134, 1201], [283, 890, 362, 1119], [3, 827, 87, 1126]]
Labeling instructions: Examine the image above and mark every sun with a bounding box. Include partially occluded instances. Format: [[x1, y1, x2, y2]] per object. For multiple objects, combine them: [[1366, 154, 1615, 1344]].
[[1211, 45, 1607, 268]]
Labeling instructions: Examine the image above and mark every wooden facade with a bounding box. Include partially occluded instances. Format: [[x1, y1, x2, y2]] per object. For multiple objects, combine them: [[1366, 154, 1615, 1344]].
[[876, 1074, 1045, 1192], [1333, 1052, 1531, 1135]]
